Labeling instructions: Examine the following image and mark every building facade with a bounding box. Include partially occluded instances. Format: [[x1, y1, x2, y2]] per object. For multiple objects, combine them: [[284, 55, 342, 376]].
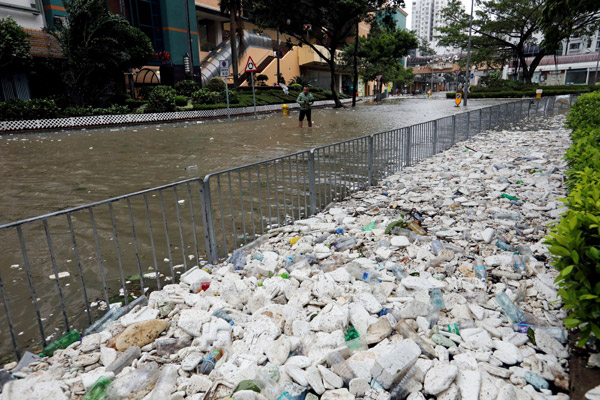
[[410, 0, 451, 55]]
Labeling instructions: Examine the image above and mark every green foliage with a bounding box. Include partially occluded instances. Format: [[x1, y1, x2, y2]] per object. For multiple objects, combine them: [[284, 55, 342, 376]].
[[0, 16, 32, 74], [206, 77, 226, 93], [341, 24, 417, 88], [445, 86, 592, 99], [0, 98, 131, 120], [308, 85, 323, 93], [289, 83, 303, 91], [541, 0, 600, 54], [146, 86, 176, 112], [174, 80, 200, 97], [49, 0, 154, 106], [289, 76, 310, 87], [125, 98, 147, 110], [191, 88, 212, 105], [256, 74, 269, 85], [544, 92, 600, 346], [566, 91, 600, 134], [174, 96, 188, 107]]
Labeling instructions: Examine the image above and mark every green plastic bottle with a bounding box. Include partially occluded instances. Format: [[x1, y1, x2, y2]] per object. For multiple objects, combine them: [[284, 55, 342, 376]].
[[362, 221, 376, 231], [41, 329, 80, 357], [501, 193, 519, 201], [82, 376, 111, 400]]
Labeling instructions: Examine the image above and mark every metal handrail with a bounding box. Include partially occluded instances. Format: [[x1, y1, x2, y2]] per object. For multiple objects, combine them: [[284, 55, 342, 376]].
[[0, 95, 574, 360]]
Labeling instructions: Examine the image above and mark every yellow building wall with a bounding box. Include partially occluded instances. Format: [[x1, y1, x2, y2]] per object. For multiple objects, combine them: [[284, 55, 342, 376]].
[[237, 47, 274, 86], [196, 0, 220, 10], [260, 46, 301, 86]]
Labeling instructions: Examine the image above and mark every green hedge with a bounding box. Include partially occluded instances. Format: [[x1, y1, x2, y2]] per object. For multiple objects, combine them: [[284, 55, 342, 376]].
[[544, 91, 600, 346], [446, 86, 594, 99]]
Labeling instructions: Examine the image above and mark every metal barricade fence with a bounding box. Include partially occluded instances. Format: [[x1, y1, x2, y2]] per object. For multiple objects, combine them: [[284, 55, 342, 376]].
[[0, 96, 568, 360]]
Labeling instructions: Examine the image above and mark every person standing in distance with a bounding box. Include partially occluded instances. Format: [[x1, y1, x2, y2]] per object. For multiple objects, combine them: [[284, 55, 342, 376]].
[[297, 86, 314, 128]]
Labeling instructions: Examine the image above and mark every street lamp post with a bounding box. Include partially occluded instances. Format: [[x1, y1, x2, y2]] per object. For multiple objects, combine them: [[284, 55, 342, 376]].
[[276, 29, 280, 86], [463, 0, 474, 107]]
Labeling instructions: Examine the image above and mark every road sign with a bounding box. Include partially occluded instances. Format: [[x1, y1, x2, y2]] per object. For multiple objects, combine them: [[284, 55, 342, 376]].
[[245, 56, 258, 73], [376, 74, 383, 82], [220, 60, 229, 69], [455, 92, 463, 107], [470, 73, 474, 79], [220, 67, 229, 77]]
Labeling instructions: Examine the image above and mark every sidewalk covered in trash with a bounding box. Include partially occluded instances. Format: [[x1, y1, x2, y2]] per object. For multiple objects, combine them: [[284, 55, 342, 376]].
[[1, 114, 581, 400]]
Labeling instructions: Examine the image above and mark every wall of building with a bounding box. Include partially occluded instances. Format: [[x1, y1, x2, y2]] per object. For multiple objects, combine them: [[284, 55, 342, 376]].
[[0, 0, 46, 29], [260, 46, 301, 86]]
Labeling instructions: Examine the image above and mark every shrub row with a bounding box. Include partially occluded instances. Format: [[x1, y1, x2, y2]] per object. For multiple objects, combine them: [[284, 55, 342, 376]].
[[446, 86, 594, 99], [544, 91, 600, 346], [0, 98, 130, 121]]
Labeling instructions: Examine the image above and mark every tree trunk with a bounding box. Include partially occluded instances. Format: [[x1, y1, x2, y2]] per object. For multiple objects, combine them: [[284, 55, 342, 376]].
[[329, 61, 343, 108], [230, 2, 239, 87], [523, 50, 546, 84], [352, 22, 359, 107]]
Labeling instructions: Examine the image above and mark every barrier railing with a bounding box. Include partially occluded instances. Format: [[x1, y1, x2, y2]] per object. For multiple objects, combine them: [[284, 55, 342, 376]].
[[0, 95, 573, 360]]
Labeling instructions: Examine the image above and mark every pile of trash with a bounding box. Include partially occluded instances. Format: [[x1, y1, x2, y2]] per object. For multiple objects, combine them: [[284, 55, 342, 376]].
[[2, 114, 595, 400]]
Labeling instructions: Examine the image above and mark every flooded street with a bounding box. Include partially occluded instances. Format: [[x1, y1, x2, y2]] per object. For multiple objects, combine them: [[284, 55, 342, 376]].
[[0, 96, 511, 359], [0, 97, 505, 224]]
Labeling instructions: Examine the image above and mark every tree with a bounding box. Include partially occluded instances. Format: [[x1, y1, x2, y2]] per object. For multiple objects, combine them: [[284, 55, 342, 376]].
[[250, 0, 404, 107], [541, 0, 600, 54], [438, 0, 600, 84], [342, 24, 417, 94], [0, 16, 32, 74], [417, 37, 436, 56], [220, 0, 242, 87], [256, 73, 269, 85], [49, 0, 153, 105]]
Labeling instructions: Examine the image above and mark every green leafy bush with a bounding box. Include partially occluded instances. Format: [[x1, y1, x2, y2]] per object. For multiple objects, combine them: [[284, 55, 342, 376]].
[[0, 98, 28, 120], [146, 85, 177, 113], [125, 98, 147, 111], [206, 77, 226, 92], [174, 80, 199, 97], [289, 83, 302, 91], [545, 92, 600, 346], [308, 85, 323, 93], [174, 96, 188, 107]]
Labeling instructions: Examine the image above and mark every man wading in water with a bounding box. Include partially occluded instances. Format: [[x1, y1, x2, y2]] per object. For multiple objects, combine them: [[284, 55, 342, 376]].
[[297, 86, 314, 128]]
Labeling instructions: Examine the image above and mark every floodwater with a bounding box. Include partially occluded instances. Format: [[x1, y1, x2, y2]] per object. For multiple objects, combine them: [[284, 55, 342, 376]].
[[0, 96, 509, 359]]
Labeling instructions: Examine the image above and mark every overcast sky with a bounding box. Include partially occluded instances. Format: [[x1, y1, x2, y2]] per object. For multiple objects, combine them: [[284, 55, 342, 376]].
[[404, 0, 474, 31]]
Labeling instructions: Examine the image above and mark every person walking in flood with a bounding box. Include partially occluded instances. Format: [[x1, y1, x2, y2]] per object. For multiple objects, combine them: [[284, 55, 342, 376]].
[[297, 86, 314, 128]]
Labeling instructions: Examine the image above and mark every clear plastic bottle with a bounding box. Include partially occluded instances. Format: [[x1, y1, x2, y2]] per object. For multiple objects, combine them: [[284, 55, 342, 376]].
[[430, 289, 445, 311], [199, 348, 223, 375], [495, 239, 514, 252], [512, 323, 567, 343], [512, 253, 527, 275], [229, 248, 246, 270], [389, 365, 418, 400], [84, 306, 123, 336], [191, 275, 211, 292], [493, 213, 521, 221], [326, 351, 354, 383], [391, 264, 407, 281], [148, 364, 178, 400], [495, 292, 526, 324], [213, 309, 234, 325], [474, 257, 487, 282], [394, 321, 436, 359], [430, 240, 444, 256], [346, 263, 380, 283], [106, 346, 141, 375], [333, 236, 357, 251]]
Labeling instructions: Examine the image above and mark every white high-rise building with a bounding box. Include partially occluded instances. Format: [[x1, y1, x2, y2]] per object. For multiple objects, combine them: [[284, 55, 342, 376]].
[[411, 0, 452, 55]]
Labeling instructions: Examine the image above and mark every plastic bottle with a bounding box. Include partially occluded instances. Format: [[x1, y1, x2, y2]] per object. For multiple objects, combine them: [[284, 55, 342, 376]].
[[84, 306, 123, 336], [191, 275, 211, 292], [430, 289, 445, 311], [229, 248, 246, 270], [106, 346, 141, 375], [82, 376, 112, 400], [254, 368, 281, 399], [344, 326, 366, 352], [495, 292, 526, 324], [495, 239, 514, 252], [515, 244, 533, 256], [327, 351, 354, 383], [493, 213, 521, 221], [41, 329, 80, 357], [407, 220, 426, 235], [440, 319, 476, 335], [390, 263, 407, 281], [199, 348, 223, 375], [394, 321, 436, 359], [104, 362, 160, 399], [512, 253, 527, 275], [430, 240, 444, 256], [213, 309, 234, 325], [148, 364, 178, 400], [512, 323, 567, 343], [474, 257, 488, 282], [362, 221, 376, 231], [252, 252, 264, 261], [389, 365, 418, 400], [289, 236, 302, 245], [346, 263, 380, 283], [333, 236, 357, 251], [500, 193, 519, 201], [155, 337, 192, 356]]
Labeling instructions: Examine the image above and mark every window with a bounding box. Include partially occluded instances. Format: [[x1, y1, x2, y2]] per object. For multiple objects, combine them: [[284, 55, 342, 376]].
[[569, 42, 580, 50], [129, 0, 164, 53]]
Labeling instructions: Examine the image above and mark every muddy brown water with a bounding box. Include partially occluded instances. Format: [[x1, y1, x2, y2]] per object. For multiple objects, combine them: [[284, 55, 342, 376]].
[[0, 97, 509, 359]]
